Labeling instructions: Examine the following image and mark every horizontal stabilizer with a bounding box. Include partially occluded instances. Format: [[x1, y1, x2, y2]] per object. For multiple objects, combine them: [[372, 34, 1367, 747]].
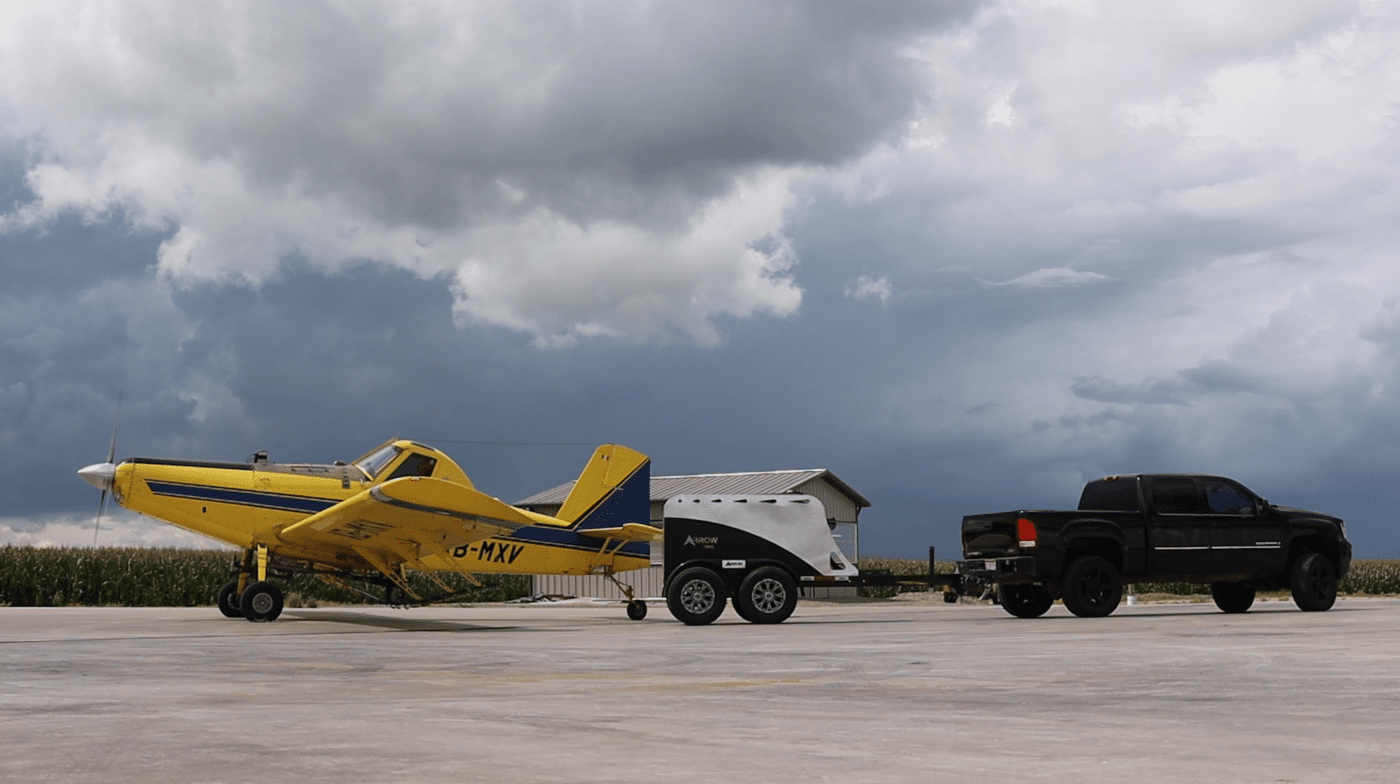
[[575, 522, 663, 542]]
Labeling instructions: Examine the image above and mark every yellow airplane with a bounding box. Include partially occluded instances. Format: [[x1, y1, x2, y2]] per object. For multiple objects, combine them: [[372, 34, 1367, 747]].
[[77, 439, 660, 622]]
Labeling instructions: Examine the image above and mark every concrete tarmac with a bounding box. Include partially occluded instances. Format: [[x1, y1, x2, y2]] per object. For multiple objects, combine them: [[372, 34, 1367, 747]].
[[2, 596, 1397, 784]]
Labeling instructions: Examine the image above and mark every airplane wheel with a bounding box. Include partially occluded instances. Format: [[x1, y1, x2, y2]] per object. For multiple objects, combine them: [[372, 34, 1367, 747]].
[[240, 581, 284, 622], [217, 580, 244, 618], [626, 600, 647, 621]]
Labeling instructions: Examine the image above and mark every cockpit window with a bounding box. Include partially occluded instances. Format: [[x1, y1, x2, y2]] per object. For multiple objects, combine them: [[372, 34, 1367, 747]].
[[386, 453, 436, 480], [355, 445, 402, 479]]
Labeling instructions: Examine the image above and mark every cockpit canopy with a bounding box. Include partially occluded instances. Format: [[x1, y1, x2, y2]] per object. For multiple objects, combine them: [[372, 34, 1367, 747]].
[[351, 440, 472, 487]]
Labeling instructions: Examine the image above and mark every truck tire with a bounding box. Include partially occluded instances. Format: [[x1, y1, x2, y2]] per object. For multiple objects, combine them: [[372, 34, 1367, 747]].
[[735, 566, 798, 624], [1290, 553, 1337, 612], [1061, 556, 1122, 618], [1000, 584, 1054, 618], [1210, 582, 1255, 613], [667, 567, 728, 626]]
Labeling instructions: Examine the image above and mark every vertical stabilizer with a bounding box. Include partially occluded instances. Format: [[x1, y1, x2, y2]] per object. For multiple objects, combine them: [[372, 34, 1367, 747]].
[[557, 444, 651, 530]]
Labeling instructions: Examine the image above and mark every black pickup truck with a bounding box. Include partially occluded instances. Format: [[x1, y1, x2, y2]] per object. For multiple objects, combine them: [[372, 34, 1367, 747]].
[[958, 474, 1351, 618]]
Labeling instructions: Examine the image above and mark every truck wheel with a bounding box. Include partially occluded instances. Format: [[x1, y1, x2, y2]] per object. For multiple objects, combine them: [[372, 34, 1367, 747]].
[[1000, 584, 1054, 618], [1210, 582, 1255, 613], [666, 567, 727, 626], [1061, 556, 1122, 618], [735, 567, 798, 624], [1290, 553, 1337, 612]]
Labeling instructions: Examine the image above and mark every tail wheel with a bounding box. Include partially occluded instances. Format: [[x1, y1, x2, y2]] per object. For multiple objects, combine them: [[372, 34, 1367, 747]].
[[666, 567, 727, 626], [240, 581, 284, 622], [1061, 556, 1122, 618], [217, 580, 244, 618], [999, 584, 1054, 618], [1290, 553, 1337, 612], [1210, 582, 1256, 613], [735, 567, 798, 624]]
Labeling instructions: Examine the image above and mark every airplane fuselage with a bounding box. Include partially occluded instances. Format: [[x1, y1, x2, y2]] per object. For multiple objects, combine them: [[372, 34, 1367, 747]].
[[92, 440, 653, 578]]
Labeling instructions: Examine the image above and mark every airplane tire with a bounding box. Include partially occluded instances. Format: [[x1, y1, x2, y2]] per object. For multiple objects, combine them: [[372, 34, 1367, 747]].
[[735, 567, 798, 624], [626, 600, 647, 621], [217, 580, 244, 618], [240, 581, 284, 622], [666, 567, 727, 626]]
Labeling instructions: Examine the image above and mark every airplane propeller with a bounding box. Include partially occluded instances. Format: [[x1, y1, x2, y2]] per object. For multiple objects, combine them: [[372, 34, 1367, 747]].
[[78, 394, 122, 546]]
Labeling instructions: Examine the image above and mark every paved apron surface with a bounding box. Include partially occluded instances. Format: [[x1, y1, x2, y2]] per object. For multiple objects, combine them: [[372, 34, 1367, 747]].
[[2, 597, 1396, 783]]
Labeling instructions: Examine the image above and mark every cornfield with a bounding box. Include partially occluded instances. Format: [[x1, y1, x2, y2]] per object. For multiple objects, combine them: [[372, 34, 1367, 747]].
[[0, 545, 530, 607]]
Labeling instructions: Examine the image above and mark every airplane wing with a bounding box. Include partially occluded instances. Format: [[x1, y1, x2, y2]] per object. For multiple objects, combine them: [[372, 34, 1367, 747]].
[[277, 476, 536, 571]]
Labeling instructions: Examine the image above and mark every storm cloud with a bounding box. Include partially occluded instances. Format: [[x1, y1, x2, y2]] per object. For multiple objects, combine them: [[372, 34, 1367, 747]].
[[4, 0, 1400, 558]]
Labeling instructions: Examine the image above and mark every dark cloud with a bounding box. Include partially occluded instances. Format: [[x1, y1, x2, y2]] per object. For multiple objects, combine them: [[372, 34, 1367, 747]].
[[6, 1, 1400, 561]]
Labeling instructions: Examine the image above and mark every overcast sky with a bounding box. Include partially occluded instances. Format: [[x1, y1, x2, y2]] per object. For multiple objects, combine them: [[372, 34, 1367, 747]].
[[3, 0, 1399, 558]]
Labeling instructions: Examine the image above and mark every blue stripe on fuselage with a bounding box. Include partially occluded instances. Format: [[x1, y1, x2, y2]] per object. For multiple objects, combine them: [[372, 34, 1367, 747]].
[[504, 525, 651, 558], [145, 480, 340, 514]]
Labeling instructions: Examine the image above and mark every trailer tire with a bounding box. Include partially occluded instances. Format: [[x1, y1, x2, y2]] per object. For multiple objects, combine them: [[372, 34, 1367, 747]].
[[1061, 556, 1122, 618], [667, 567, 728, 626], [735, 567, 798, 624], [1000, 584, 1054, 618]]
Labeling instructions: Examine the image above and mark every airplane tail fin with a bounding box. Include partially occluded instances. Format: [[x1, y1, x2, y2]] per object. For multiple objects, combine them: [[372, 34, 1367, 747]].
[[556, 444, 651, 531]]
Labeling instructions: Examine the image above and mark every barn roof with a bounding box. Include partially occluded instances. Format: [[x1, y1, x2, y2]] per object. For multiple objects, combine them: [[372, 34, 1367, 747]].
[[516, 468, 871, 508]]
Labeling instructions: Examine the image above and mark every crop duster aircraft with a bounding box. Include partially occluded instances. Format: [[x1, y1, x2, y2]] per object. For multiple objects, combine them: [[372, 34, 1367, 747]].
[[77, 439, 660, 622]]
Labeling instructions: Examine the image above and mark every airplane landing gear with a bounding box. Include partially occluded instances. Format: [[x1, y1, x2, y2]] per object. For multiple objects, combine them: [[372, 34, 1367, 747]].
[[220, 544, 283, 622], [217, 580, 244, 618], [626, 600, 647, 621], [240, 580, 284, 622]]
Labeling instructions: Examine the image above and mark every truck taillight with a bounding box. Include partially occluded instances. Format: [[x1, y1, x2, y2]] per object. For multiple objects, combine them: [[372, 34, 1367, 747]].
[[1017, 517, 1037, 548]]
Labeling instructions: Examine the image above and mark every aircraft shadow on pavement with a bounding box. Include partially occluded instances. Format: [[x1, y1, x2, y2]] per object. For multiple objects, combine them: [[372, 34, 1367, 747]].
[[281, 610, 505, 632]]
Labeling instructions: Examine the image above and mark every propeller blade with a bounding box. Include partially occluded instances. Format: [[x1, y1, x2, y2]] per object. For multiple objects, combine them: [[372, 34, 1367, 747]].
[[94, 391, 122, 547], [94, 489, 108, 546], [106, 391, 122, 465]]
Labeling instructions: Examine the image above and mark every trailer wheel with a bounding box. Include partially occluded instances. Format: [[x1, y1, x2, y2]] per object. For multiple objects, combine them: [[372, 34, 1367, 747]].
[[1290, 552, 1337, 612], [1210, 582, 1255, 613], [735, 567, 798, 624], [667, 567, 727, 626], [1061, 556, 1122, 618], [999, 584, 1054, 618]]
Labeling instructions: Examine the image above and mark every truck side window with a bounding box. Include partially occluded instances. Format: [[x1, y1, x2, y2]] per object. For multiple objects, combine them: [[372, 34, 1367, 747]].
[[1078, 478, 1139, 510], [1204, 481, 1254, 515], [1150, 478, 1200, 514]]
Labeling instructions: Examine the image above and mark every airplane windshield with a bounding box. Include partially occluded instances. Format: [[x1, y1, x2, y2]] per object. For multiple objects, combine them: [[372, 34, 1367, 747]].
[[354, 445, 402, 480]]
